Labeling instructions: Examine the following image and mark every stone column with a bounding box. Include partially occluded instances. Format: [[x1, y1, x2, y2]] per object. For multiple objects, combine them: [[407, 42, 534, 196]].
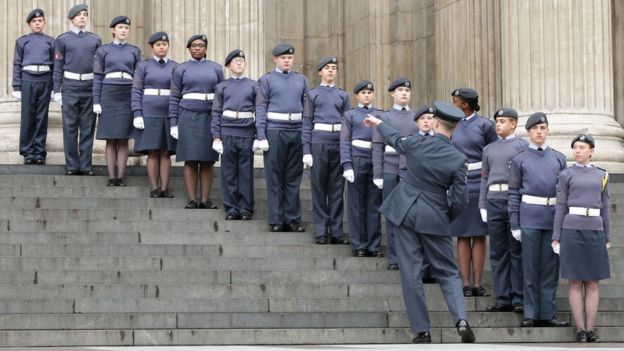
[[500, 0, 624, 172]]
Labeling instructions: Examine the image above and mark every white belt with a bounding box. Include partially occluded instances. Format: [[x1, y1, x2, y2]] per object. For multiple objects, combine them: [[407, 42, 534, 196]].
[[522, 195, 556, 206], [489, 184, 509, 192], [267, 112, 302, 121], [23, 65, 50, 73], [63, 71, 94, 81], [569, 207, 600, 217], [385, 145, 397, 154], [352, 139, 372, 149], [183, 93, 214, 101], [223, 110, 254, 119], [467, 161, 482, 171], [105, 71, 133, 80], [144, 88, 170, 96], [314, 123, 341, 132]]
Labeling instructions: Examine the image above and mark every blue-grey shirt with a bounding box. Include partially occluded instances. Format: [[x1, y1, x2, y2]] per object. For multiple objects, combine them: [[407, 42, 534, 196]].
[[340, 105, 381, 171], [12, 32, 55, 89], [302, 85, 350, 154], [451, 113, 497, 190], [211, 77, 257, 138], [131, 58, 178, 118], [93, 42, 142, 104], [372, 107, 418, 178], [53, 31, 101, 92]]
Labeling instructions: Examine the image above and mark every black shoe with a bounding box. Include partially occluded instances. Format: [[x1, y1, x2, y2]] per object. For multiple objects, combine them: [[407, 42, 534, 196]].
[[456, 319, 475, 343], [149, 189, 160, 198], [355, 249, 367, 257], [160, 189, 174, 198], [576, 330, 587, 343], [412, 331, 431, 344], [540, 318, 570, 328], [115, 178, 126, 187], [226, 213, 241, 220], [422, 276, 436, 284], [330, 237, 350, 245], [367, 250, 384, 257], [106, 178, 116, 186], [74, 170, 84, 175], [586, 330, 599, 343], [66, 170, 78, 176], [463, 286, 474, 297], [240, 213, 252, 220], [185, 200, 198, 209], [512, 303, 524, 313], [83, 170, 95, 176], [270, 224, 283, 232], [387, 264, 399, 270], [24, 158, 34, 165], [284, 223, 305, 232], [199, 200, 218, 209], [35, 159, 45, 165], [315, 237, 328, 245], [472, 286, 490, 297], [521, 318, 536, 327], [486, 303, 512, 312]]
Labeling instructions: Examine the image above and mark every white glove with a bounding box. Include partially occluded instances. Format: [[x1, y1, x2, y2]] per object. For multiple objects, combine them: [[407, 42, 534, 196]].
[[551, 241, 560, 255], [373, 178, 383, 190], [11, 91, 21, 100], [480, 209, 487, 223], [511, 229, 521, 242], [212, 139, 224, 154], [133, 117, 145, 130], [303, 154, 313, 168], [343, 169, 355, 183], [53, 92, 62, 106], [257, 139, 269, 152], [93, 104, 102, 114], [170, 126, 178, 139], [252, 140, 260, 152], [50, 91, 54, 98], [606, 242, 611, 250]]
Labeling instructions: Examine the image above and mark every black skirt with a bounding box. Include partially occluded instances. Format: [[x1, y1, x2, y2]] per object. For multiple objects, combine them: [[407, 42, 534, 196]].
[[96, 84, 136, 140], [175, 107, 219, 162], [134, 117, 176, 155], [450, 191, 488, 237], [560, 229, 610, 281]]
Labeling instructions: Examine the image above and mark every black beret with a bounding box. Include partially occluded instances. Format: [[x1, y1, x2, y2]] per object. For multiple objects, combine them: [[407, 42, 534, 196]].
[[388, 77, 411, 92], [353, 80, 374, 94], [109, 16, 130, 28], [493, 107, 519, 119], [27, 9, 44, 23], [452, 87, 479, 100], [225, 49, 245, 66], [571, 134, 595, 148], [316, 56, 337, 71], [148, 31, 169, 45], [272, 43, 295, 56], [186, 34, 207, 48], [525, 112, 548, 130], [68, 4, 88, 19], [414, 104, 435, 121], [433, 101, 463, 122]]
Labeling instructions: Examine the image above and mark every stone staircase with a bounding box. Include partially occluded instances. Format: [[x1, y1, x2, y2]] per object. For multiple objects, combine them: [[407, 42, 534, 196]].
[[0, 165, 621, 346]]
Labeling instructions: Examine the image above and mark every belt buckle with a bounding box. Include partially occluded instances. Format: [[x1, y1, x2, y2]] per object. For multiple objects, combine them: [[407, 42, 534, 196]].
[[157, 89, 161, 96], [36, 66, 40, 73], [235, 112, 239, 119], [288, 113, 292, 121], [205, 94, 209, 101], [78, 73, 82, 80], [585, 208, 590, 216]]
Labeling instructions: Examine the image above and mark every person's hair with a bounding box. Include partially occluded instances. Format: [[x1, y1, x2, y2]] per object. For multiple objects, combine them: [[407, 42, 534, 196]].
[[436, 117, 458, 132], [463, 97, 480, 112]]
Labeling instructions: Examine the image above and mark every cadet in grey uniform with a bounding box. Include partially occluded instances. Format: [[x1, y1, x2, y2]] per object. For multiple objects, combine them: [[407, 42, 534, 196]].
[[364, 101, 476, 344], [480, 107, 527, 313], [552, 134, 610, 343], [255, 43, 309, 232], [508, 112, 569, 328], [303, 56, 350, 244], [94, 16, 141, 186], [12, 9, 55, 165], [53, 4, 101, 175], [371, 77, 418, 270]]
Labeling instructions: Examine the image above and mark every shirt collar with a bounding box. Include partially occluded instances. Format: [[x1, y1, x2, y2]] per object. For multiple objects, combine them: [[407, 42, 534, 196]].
[[393, 104, 409, 111], [500, 134, 516, 140], [321, 83, 335, 88], [231, 75, 245, 80], [275, 67, 289, 74], [358, 103, 372, 109], [191, 57, 207, 62], [70, 25, 86, 34], [463, 112, 476, 121], [153, 56, 168, 63], [529, 142, 548, 150], [419, 130, 433, 136], [113, 39, 126, 45], [574, 162, 593, 168]]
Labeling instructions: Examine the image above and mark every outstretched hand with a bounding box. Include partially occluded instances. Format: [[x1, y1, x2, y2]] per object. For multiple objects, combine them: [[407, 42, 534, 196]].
[[364, 114, 382, 127]]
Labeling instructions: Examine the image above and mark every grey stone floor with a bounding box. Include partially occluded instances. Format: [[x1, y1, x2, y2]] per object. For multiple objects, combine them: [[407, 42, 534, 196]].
[[4, 344, 624, 351]]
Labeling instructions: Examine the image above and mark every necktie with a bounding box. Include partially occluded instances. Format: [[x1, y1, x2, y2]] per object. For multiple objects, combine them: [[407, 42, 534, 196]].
[[363, 106, 369, 110], [282, 71, 288, 74], [537, 147, 543, 151], [78, 31, 83, 35], [158, 59, 165, 65], [401, 107, 406, 111]]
